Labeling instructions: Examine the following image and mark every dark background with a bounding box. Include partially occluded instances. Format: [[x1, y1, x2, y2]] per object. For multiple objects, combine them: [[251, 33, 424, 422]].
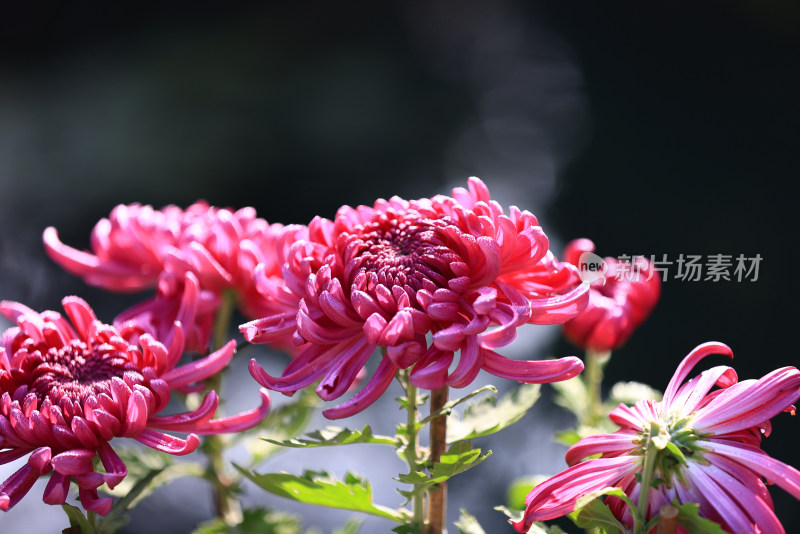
[[1, 2, 797, 532]]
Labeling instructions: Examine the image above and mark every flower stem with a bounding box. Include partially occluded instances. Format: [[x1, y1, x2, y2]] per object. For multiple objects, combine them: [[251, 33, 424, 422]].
[[635, 426, 660, 533], [206, 290, 241, 525], [585, 349, 610, 425], [399, 371, 425, 528], [427, 386, 449, 534]]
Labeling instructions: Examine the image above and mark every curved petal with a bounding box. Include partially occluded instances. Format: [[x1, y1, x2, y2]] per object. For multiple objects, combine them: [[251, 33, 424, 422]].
[[662, 343, 733, 408], [482, 350, 584, 384], [322, 358, 398, 419]]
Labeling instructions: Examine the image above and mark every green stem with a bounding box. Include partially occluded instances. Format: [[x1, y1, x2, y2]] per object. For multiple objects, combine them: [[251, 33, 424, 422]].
[[205, 290, 241, 525], [399, 370, 425, 529], [635, 429, 660, 533], [585, 349, 610, 425]]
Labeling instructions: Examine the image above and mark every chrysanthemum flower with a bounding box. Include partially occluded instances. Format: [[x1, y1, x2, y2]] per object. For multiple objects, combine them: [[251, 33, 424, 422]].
[[242, 177, 590, 418], [0, 288, 270, 514], [561, 238, 660, 352], [43, 201, 307, 327], [512, 342, 800, 533]]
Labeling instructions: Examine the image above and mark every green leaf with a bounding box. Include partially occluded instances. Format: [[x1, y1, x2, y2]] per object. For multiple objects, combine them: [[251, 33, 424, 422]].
[[567, 487, 631, 532], [62, 504, 95, 534], [396, 442, 491, 486], [263, 425, 396, 449], [454, 508, 486, 534], [193, 507, 304, 534], [673, 502, 727, 534], [391, 525, 423, 534], [236, 467, 406, 523], [447, 383, 540, 442]]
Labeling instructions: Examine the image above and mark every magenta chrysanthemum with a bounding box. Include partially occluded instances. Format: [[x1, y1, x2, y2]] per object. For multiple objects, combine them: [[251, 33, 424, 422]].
[[241, 177, 590, 418], [0, 286, 270, 514], [43, 201, 307, 350], [512, 342, 800, 533], [562, 238, 660, 352]]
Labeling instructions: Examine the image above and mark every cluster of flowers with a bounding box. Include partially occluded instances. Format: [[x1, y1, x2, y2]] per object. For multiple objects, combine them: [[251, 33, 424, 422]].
[[1, 178, 797, 533]]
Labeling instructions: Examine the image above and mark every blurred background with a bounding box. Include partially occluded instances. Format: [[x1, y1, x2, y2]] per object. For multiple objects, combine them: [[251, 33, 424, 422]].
[[1, 1, 798, 532]]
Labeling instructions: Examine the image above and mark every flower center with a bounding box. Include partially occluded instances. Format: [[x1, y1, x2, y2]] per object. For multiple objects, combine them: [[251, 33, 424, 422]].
[[345, 212, 461, 302], [30, 339, 141, 406], [637, 414, 704, 487]]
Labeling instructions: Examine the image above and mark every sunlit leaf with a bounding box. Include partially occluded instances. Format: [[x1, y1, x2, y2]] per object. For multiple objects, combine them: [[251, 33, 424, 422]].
[[397, 442, 491, 485], [237, 468, 406, 523], [568, 487, 631, 532], [263, 425, 396, 449], [673, 502, 727, 534], [447, 384, 540, 443], [454, 508, 486, 534]]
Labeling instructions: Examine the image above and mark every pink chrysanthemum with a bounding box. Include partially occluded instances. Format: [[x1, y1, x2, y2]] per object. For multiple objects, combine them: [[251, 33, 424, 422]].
[[512, 342, 800, 533], [0, 286, 270, 514], [562, 238, 660, 352], [241, 177, 590, 418], [43, 202, 307, 340]]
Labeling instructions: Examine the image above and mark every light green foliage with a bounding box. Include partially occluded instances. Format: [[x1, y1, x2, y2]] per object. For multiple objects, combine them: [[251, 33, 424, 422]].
[[396, 441, 491, 486], [567, 487, 634, 533], [446, 383, 540, 443], [263, 425, 397, 448], [454, 509, 486, 534], [237, 468, 407, 523]]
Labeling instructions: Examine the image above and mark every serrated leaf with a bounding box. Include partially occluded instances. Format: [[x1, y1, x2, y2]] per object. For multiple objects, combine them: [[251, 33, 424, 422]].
[[673, 502, 727, 534], [263, 425, 396, 449], [397, 442, 491, 486], [236, 468, 406, 523], [454, 508, 486, 534], [447, 383, 540, 442]]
